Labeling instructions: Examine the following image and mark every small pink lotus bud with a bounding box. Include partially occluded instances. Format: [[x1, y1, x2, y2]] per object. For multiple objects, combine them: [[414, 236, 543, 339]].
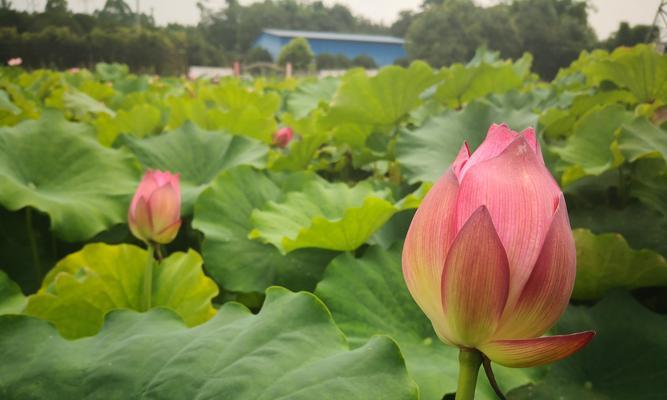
[[403, 124, 593, 368], [128, 170, 181, 245], [273, 127, 294, 148], [7, 57, 22, 67]]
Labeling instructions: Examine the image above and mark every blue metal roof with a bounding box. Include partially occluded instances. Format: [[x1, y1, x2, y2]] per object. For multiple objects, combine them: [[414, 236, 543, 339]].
[[262, 29, 405, 44]]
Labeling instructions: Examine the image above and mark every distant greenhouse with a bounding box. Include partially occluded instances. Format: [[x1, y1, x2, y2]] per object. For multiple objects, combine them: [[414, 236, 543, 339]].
[[254, 29, 406, 67]]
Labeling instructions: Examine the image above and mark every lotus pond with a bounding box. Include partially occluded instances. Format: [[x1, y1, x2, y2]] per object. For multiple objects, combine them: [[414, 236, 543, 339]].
[[0, 45, 666, 399]]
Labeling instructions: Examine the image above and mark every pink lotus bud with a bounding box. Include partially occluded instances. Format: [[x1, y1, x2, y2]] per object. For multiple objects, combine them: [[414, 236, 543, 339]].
[[7, 57, 22, 67], [403, 124, 593, 368], [67, 67, 81, 74], [273, 127, 294, 148], [128, 170, 181, 245]]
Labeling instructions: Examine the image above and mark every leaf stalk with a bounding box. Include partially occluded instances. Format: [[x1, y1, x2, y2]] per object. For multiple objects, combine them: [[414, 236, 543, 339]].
[[455, 348, 482, 400], [142, 243, 155, 311]]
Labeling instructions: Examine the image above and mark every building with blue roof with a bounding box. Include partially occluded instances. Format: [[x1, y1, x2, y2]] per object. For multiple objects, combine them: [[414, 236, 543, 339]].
[[254, 29, 406, 67]]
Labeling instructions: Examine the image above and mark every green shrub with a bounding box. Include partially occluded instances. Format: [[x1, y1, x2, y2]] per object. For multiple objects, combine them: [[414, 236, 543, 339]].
[[277, 37, 313, 70], [351, 54, 377, 69]]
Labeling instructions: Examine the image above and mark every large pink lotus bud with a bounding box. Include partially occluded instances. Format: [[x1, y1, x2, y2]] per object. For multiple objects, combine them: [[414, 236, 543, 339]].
[[273, 127, 294, 148], [403, 124, 593, 368], [128, 170, 181, 245]]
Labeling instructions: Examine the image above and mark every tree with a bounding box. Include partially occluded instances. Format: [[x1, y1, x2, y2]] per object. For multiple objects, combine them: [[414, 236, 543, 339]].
[[603, 22, 658, 50], [351, 54, 377, 69], [511, 0, 597, 79], [44, 0, 67, 13], [277, 37, 313, 70], [197, 0, 388, 54], [390, 10, 415, 38], [421, 0, 445, 7], [333, 53, 351, 68], [479, 4, 522, 60], [406, 0, 597, 77], [315, 53, 336, 69], [316, 52, 352, 69], [393, 57, 410, 67], [406, 0, 484, 67], [96, 0, 144, 27], [100, 0, 133, 16], [245, 46, 272, 63]]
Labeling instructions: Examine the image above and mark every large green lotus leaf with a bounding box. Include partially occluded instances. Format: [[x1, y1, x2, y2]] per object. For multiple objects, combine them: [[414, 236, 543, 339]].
[[583, 44, 667, 103], [192, 166, 339, 293], [286, 77, 339, 119], [0, 110, 138, 241], [570, 201, 667, 257], [0, 89, 20, 115], [249, 180, 398, 253], [0, 287, 418, 400], [269, 133, 329, 171], [166, 96, 277, 143], [630, 159, 667, 218], [77, 78, 117, 103], [44, 85, 115, 119], [617, 116, 667, 162], [165, 96, 209, 129], [569, 89, 637, 116], [551, 104, 633, 186], [200, 78, 281, 113], [94, 103, 162, 146], [324, 61, 439, 128], [0, 82, 40, 126], [24, 243, 218, 339], [368, 209, 416, 249], [120, 121, 268, 213], [435, 61, 525, 108], [396, 182, 433, 210], [397, 97, 537, 183], [0, 270, 25, 315], [270, 111, 330, 171], [207, 106, 278, 143], [573, 229, 667, 300], [331, 121, 374, 149], [167, 84, 280, 143], [540, 90, 636, 140], [507, 291, 667, 399], [96, 62, 129, 81], [63, 87, 115, 117], [0, 207, 58, 293], [315, 246, 540, 400], [113, 75, 151, 95], [408, 98, 447, 127]]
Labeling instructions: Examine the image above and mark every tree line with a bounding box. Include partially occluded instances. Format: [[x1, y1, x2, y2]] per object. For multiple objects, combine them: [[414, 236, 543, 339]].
[[0, 0, 659, 78]]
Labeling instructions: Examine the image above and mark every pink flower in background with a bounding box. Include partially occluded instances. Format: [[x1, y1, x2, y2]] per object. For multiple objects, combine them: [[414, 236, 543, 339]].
[[7, 57, 22, 66], [402, 124, 593, 368], [67, 67, 81, 73], [273, 127, 294, 148], [128, 170, 181, 245]]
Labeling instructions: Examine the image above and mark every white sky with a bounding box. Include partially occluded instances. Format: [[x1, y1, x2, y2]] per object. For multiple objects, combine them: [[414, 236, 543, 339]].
[[11, 0, 661, 39]]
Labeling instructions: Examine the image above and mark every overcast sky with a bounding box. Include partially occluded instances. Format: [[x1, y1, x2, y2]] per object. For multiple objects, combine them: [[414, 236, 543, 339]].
[[12, 0, 661, 39]]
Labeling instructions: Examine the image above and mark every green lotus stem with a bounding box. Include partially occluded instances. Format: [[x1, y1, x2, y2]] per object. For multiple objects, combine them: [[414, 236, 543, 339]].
[[155, 243, 164, 262], [142, 244, 155, 312], [25, 207, 41, 282], [455, 348, 482, 400]]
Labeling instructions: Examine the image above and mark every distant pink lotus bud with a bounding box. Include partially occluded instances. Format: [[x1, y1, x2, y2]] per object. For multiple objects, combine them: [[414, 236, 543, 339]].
[[67, 67, 81, 74], [7, 57, 22, 66], [273, 127, 294, 148], [403, 124, 593, 368], [128, 170, 181, 245]]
